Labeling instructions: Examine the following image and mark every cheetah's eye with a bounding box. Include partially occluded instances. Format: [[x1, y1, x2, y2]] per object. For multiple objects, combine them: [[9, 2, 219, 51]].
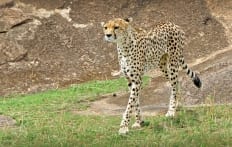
[[104, 26, 107, 29], [114, 26, 119, 29]]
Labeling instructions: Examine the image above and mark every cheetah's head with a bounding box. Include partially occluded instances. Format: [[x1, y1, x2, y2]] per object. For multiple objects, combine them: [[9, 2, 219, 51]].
[[101, 17, 133, 43]]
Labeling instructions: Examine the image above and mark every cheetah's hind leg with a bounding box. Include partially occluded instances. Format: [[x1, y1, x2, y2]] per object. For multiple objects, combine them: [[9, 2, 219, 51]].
[[165, 54, 180, 117], [159, 53, 170, 80]]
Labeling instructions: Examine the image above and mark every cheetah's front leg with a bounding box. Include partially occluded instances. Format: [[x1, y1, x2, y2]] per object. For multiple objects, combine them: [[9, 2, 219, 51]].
[[131, 79, 143, 129], [119, 79, 142, 134]]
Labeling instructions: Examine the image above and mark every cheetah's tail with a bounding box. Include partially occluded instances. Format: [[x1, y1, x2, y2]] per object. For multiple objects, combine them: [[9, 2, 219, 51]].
[[179, 56, 202, 88]]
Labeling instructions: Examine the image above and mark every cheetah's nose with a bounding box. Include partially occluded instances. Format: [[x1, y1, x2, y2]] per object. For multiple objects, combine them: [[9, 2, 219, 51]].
[[106, 34, 112, 37]]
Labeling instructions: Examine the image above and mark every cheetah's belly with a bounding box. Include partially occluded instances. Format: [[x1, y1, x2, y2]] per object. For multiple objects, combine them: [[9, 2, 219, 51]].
[[144, 50, 163, 72], [144, 59, 160, 72]]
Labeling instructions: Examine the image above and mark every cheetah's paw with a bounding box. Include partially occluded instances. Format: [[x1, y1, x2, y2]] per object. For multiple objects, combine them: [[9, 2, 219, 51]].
[[165, 111, 175, 117], [132, 122, 141, 128], [118, 126, 129, 135]]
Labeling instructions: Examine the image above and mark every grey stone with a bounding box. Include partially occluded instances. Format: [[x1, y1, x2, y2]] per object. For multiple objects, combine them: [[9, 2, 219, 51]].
[[0, 115, 16, 127]]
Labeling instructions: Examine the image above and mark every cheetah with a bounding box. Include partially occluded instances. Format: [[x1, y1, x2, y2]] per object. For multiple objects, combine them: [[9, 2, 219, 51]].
[[101, 18, 202, 134]]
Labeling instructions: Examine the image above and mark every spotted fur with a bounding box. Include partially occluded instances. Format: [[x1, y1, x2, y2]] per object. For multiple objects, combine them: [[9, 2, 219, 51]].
[[101, 18, 202, 134]]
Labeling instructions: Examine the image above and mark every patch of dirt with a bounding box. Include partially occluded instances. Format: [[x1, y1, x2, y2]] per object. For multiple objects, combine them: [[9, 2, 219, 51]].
[[0, 0, 231, 116]]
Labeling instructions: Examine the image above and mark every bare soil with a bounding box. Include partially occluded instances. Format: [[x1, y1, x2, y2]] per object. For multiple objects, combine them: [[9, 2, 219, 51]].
[[0, 0, 232, 117]]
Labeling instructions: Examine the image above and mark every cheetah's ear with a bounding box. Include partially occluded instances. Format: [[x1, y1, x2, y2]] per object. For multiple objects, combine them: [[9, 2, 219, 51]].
[[101, 22, 105, 27], [124, 17, 133, 23]]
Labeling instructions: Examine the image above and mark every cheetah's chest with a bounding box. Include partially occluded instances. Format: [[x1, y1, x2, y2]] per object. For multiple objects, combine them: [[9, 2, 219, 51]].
[[120, 56, 128, 69]]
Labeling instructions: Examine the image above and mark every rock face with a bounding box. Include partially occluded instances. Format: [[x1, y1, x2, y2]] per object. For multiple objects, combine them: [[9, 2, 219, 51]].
[[0, 8, 31, 33], [0, 38, 27, 65], [0, 0, 14, 8], [0, 0, 231, 110]]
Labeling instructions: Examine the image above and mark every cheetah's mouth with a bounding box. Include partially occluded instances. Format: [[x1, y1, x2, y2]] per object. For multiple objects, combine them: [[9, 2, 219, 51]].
[[104, 34, 117, 42]]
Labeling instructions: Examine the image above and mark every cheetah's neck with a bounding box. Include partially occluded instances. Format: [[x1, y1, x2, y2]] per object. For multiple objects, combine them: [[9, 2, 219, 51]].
[[117, 27, 143, 54]]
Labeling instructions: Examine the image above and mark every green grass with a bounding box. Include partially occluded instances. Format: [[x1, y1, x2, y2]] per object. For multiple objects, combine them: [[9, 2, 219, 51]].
[[0, 76, 231, 147]]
